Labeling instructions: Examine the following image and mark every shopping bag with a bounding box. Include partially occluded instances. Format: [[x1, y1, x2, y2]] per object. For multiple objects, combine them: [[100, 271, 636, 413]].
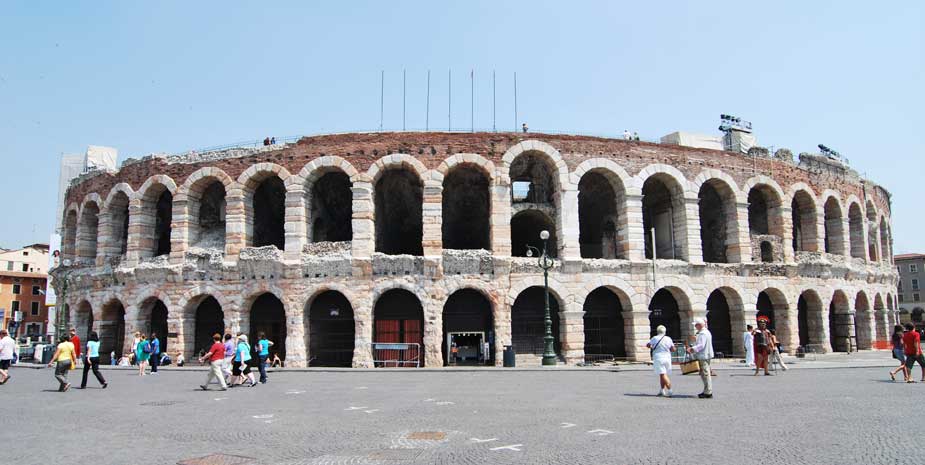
[[680, 356, 700, 375]]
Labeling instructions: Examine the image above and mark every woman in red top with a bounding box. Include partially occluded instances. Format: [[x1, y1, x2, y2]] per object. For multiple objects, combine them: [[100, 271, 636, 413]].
[[902, 324, 925, 383]]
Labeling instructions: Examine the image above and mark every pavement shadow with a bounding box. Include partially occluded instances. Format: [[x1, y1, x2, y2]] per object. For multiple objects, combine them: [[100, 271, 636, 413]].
[[41, 389, 63, 393], [624, 393, 697, 399]]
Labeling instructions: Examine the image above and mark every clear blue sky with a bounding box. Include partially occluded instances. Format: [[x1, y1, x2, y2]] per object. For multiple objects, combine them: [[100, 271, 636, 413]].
[[0, 1, 921, 252]]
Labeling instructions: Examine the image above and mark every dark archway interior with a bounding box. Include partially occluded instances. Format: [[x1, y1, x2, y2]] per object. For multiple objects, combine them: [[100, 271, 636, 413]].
[[197, 181, 226, 249], [442, 167, 490, 250], [149, 300, 168, 354], [509, 153, 556, 204], [109, 192, 130, 256], [374, 289, 425, 366], [375, 169, 423, 255], [79, 203, 100, 260], [309, 290, 355, 367], [760, 241, 773, 263], [757, 291, 775, 330], [194, 297, 224, 357], [706, 290, 732, 356], [848, 204, 865, 259], [791, 192, 816, 252], [311, 172, 353, 243], [579, 172, 619, 259], [511, 210, 557, 258], [642, 177, 678, 260], [250, 293, 287, 360], [829, 294, 851, 352], [824, 198, 843, 254], [748, 188, 770, 235], [797, 294, 814, 347], [155, 190, 172, 257], [512, 286, 561, 357], [99, 302, 125, 365], [698, 182, 728, 263], [583, 287, 625, 359], [253, 176, 286, 250], [649, 289, 681, 339], [442, 289, 494, 365]]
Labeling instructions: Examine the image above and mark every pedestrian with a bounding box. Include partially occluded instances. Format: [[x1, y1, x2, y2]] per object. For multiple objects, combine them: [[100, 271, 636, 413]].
[[0, 328, 17, 385], [270, 136, 276, 145], [79, 331, 107, 389], [743, 325, 755, 367], [149, 332, 161, 374], [646, 325, 674, 397], [902, 323, 925, 383], [130, 331, 141, 366], [231, 334, 256, 387], [269, 353, 283, 368], [623, 129, 631, 140], [198, 333, 227, 391], [753, 320, 772, 376], [110, 350, 117, 366], [633, 131, 640, 141], [687, 317, 714, 399], [176, 352, 185, 367], [69, 327, 82, 367], [47, 334, 77, 392], [768, 329, 788, 371], [888, 325, 908, 381], [263, 137, 270, 146], [135, 334, 151, 376], [255, 332, 273, 384], [221, 333, 234, 383], [522, 123, 528, 133]]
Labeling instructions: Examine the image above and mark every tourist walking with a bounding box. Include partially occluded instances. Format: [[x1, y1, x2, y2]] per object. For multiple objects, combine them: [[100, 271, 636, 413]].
[[768, 329, 788, 371], [0, 329, 16, 385], [130, 331, 141, 365], [149, 332, 161, 374], [231, 334, 256, 387], [646, 325, 674, 397], [255, 332, 273, 384], [135, 334, 151, 376], [687, 317, 714, 399], [221, 333, 234, 383], [902, 323, 925, 383], [69, 327, 82, 367], [889, 325, 908, 381], [79, 331, 107, 389], [743, 325, 755, 367], [47, 335, 77, 392], [198, 333, 227, 391], [753, 321, 772, 376]]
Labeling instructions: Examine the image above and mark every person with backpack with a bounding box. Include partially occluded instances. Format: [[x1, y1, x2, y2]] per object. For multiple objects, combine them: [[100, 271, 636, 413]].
[[646, 325, 674, 397], [255, 332, 274, 384], [149, 331, 161, 374], [753, 320, 772, 376], [135, 333, 152, 376]]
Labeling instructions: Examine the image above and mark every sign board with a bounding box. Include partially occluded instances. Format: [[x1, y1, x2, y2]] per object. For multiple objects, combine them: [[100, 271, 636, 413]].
[[374, 343, 412, 350]]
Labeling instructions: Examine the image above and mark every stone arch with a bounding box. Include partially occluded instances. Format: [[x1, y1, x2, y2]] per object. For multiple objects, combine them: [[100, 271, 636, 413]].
[[695, 174, 740, 263], [442, 161, 492, 250], [442, 287, 495, 365], [879, 216, 891, 263], [373, 161, 424, 255], [508, 145, 566, 257], [104, 183, 136, 209], [305, 287, 356, 367], [636, 164, 690, 261], [854, 290, 873, 350], [506, 275, 571, 307], [823, 194, 846, 255], [372, 286, 426, 367], [575, 161, 630, 259], [135, 175, 177, 259], [297, 158, 356, 244], [578, 276, 639, 312], [62, 205, 79, 262], [365, 153, 429, 185], [501, 140, 570, 189], [756, 287, 792, 352], [511, 285, 564, 361], [237, 163, 291, 250], [706, 286, 745, 356], [103, 185, 132, 258], [648, 284, 693, 340], [744, 177, 785, 262], [77, 195, 103, 263], [435, 153, 496, 184], [98, 297, 127, 364], [790, 186, 819, 253], [798, 289, 826, 350], [179, 168, 235, 250], [847, 200, 866, 259]]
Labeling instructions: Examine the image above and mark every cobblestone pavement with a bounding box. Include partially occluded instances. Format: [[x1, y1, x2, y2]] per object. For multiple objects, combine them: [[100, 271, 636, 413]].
[[2, 361, 922, 465]]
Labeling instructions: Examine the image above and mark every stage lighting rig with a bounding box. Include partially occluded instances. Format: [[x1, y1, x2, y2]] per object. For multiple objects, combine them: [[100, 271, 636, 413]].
[[718, 114, 752, 133]]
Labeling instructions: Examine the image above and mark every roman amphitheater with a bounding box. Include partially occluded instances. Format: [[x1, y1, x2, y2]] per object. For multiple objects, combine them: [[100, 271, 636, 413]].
[[54, 132, 899, 367]]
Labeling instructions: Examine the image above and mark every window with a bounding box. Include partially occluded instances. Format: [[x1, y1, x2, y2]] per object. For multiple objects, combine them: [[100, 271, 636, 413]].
[[21, 263, 27, 272], [899, 282, 904, 292], [32, 285, 40, 295], [899, 295, 905, 303], [5, 261, 12, 271], [22, 251, 28, 256], [912, 264, 919, 273], [10, 301, 19, 312], [26, 323, 40, 335], [913, 279, 920, 291], [915, 293, 922, 302], [12, 284, 20, 294], [30, 301, 39, 316]]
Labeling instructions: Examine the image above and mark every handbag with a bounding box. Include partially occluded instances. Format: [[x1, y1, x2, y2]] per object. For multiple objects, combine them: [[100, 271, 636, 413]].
[[680, 353, 700, 375]]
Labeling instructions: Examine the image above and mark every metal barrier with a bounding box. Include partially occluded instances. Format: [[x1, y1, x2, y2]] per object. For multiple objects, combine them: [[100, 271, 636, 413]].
[[372, 342, 421, 368], [583, 354, 616, 365]]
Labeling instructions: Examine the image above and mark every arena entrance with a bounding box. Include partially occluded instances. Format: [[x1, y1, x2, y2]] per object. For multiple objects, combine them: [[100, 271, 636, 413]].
[[373, 289, 425, 367], [583, 287, 625, 361], [706, 290, 733, 357], [250, 293, 287, 360], [99, 300, 125, 365], [193, 297, 224, 357], [308, 290, 355, 367], [649, 289, 681, 339], [145, 299, 169, 355], [442, 289, 494, 366], [511, 286, 561, 360]]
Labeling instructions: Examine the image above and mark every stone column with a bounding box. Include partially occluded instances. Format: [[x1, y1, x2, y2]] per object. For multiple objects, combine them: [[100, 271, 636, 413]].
[[874, 310, 889, 346], [284, 296, 307, 367], [351, 181, 374, 259], [125, 198, 144, 266], [224, 189, 246, 258], [170, 195, 189, 264], [780, 205, 794, 263], [95, 211, 114, 267], [559, 188, 581, 261], [284, 185, 306, 262], [559, 309, 585, 365], [490, 183, 512, 257], [814, 210, 827, 253], [624, 193, 645, 261], [422, 179, 443, 257], [683, 197, 703, 264], [779, 307, 800, 354], [624, 310, 653, 362], [352, 302, 374, 368], [734, 202, 753, 263], [493, 300, 512, 367]]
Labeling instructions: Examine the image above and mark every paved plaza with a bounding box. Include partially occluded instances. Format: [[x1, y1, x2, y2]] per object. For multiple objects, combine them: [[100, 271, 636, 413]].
[[2, 356, 922, 465]]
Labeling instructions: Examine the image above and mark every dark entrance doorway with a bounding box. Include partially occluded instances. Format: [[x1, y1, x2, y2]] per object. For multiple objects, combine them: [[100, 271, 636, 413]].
[[148, 300, 168, 355], [308, 291, 355, 367], [706, 290, 733, 356], [250, 294, 287, 361], [511, 286, 561, 358], [194, 297, 224, 357], [757, 292, 775, 330], [443, 289, 494, 366], [649, 289, 681, 339], [373, 289, 425, 367], [99, 300, 125, 365], [583, 288, 625, 360]]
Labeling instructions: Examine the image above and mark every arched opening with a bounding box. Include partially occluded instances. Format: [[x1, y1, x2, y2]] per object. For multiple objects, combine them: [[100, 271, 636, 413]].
[[791, 190, 818, 252], [510, 152, 557, 205], [309, 171, 353, 243], [797, 291, 824, 348], [63, 210, 78, 261], [583, 287, 625, 360], [649, 288, 682, 340], [140, 184, 173, 258], [697, 179, 736, 263], [77, 202, 101, 263], [880, 218, 890, 263], [760, 241, 773, 263], [307, 290, 355, 367], [854, 292, 872, 350], [824, 197, 845, 255], [512, 286, 561, 360], [108, 192, 130, 257], [748, 185, 783, 262], [99, 300, 125, 365], [73, 301, 93, 355], [375, 168, 423, 255], [140, 298, 169, 355], [442, 289, 494, 366], [442, 165, 491, 250], [190, 180, 227, 250], [829, 291, 853, 352], [757, 292, 775, 330], [642, 175, 686, 260], [249, 293, 287, 361], [511, 210, 557, 258], [848, 203, 865, 259], [756, 288, 790, 353], [193, 297, 224, 357], [252, 176, 286, 250], [373, 289, 425, 367], [866, 201, 879, 262], [706, 290, 733, 356], [579, 171, 623, 259]]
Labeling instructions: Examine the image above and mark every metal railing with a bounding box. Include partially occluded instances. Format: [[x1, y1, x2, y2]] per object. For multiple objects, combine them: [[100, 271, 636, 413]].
[[371, 342, 421, 368]]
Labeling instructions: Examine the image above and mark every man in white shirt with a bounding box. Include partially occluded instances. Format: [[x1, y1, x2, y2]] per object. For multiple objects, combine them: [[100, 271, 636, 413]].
[[687, 317, 714, 399], [743, 325, 755, 367], [0, 329, 17, 384]]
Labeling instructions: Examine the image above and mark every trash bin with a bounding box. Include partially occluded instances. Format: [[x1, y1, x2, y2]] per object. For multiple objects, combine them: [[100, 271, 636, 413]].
[[503, 345, 515, 367], [41, 344, 55, 364]]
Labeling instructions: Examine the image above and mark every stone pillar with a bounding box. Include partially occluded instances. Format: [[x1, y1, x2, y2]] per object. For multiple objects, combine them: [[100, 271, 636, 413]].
[[493, 299, 512, 367], [779, 308, 800, 354], [125, 198, 144, 266], [170, 195, 189, 264], [624, 310, 653, 362], [559, 188, 581, 261], [856, 310, 874, 350], [490, 183, 512, 257], [624, 193, 645, 261], [814, 210, 827, 253], [780, 206, 794, 263], [874, 310, 889, 346], [353, 303, 374, 368], [422, 179, 443, 257], [684, 197, 703, 264], [284, 297, 307, 367], [839, 218, 852, 257], [734, 202, 753, 263], [351, 181, 374, 259], [96, 211, 114, 267], [225, 189, 246, 258], [284, 185, 306, 262], [816, 305, 833, 353], [559, 309, 585, 365], [423, 297, 442, 368]]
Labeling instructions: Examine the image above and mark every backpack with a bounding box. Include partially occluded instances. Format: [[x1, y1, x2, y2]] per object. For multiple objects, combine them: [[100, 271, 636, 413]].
[[143, 341, 153, 354], [754, 330, 768, 347]]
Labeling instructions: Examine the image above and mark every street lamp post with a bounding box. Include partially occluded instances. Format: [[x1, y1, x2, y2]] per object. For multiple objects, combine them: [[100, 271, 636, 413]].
[[526, 230, 557, 366]]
